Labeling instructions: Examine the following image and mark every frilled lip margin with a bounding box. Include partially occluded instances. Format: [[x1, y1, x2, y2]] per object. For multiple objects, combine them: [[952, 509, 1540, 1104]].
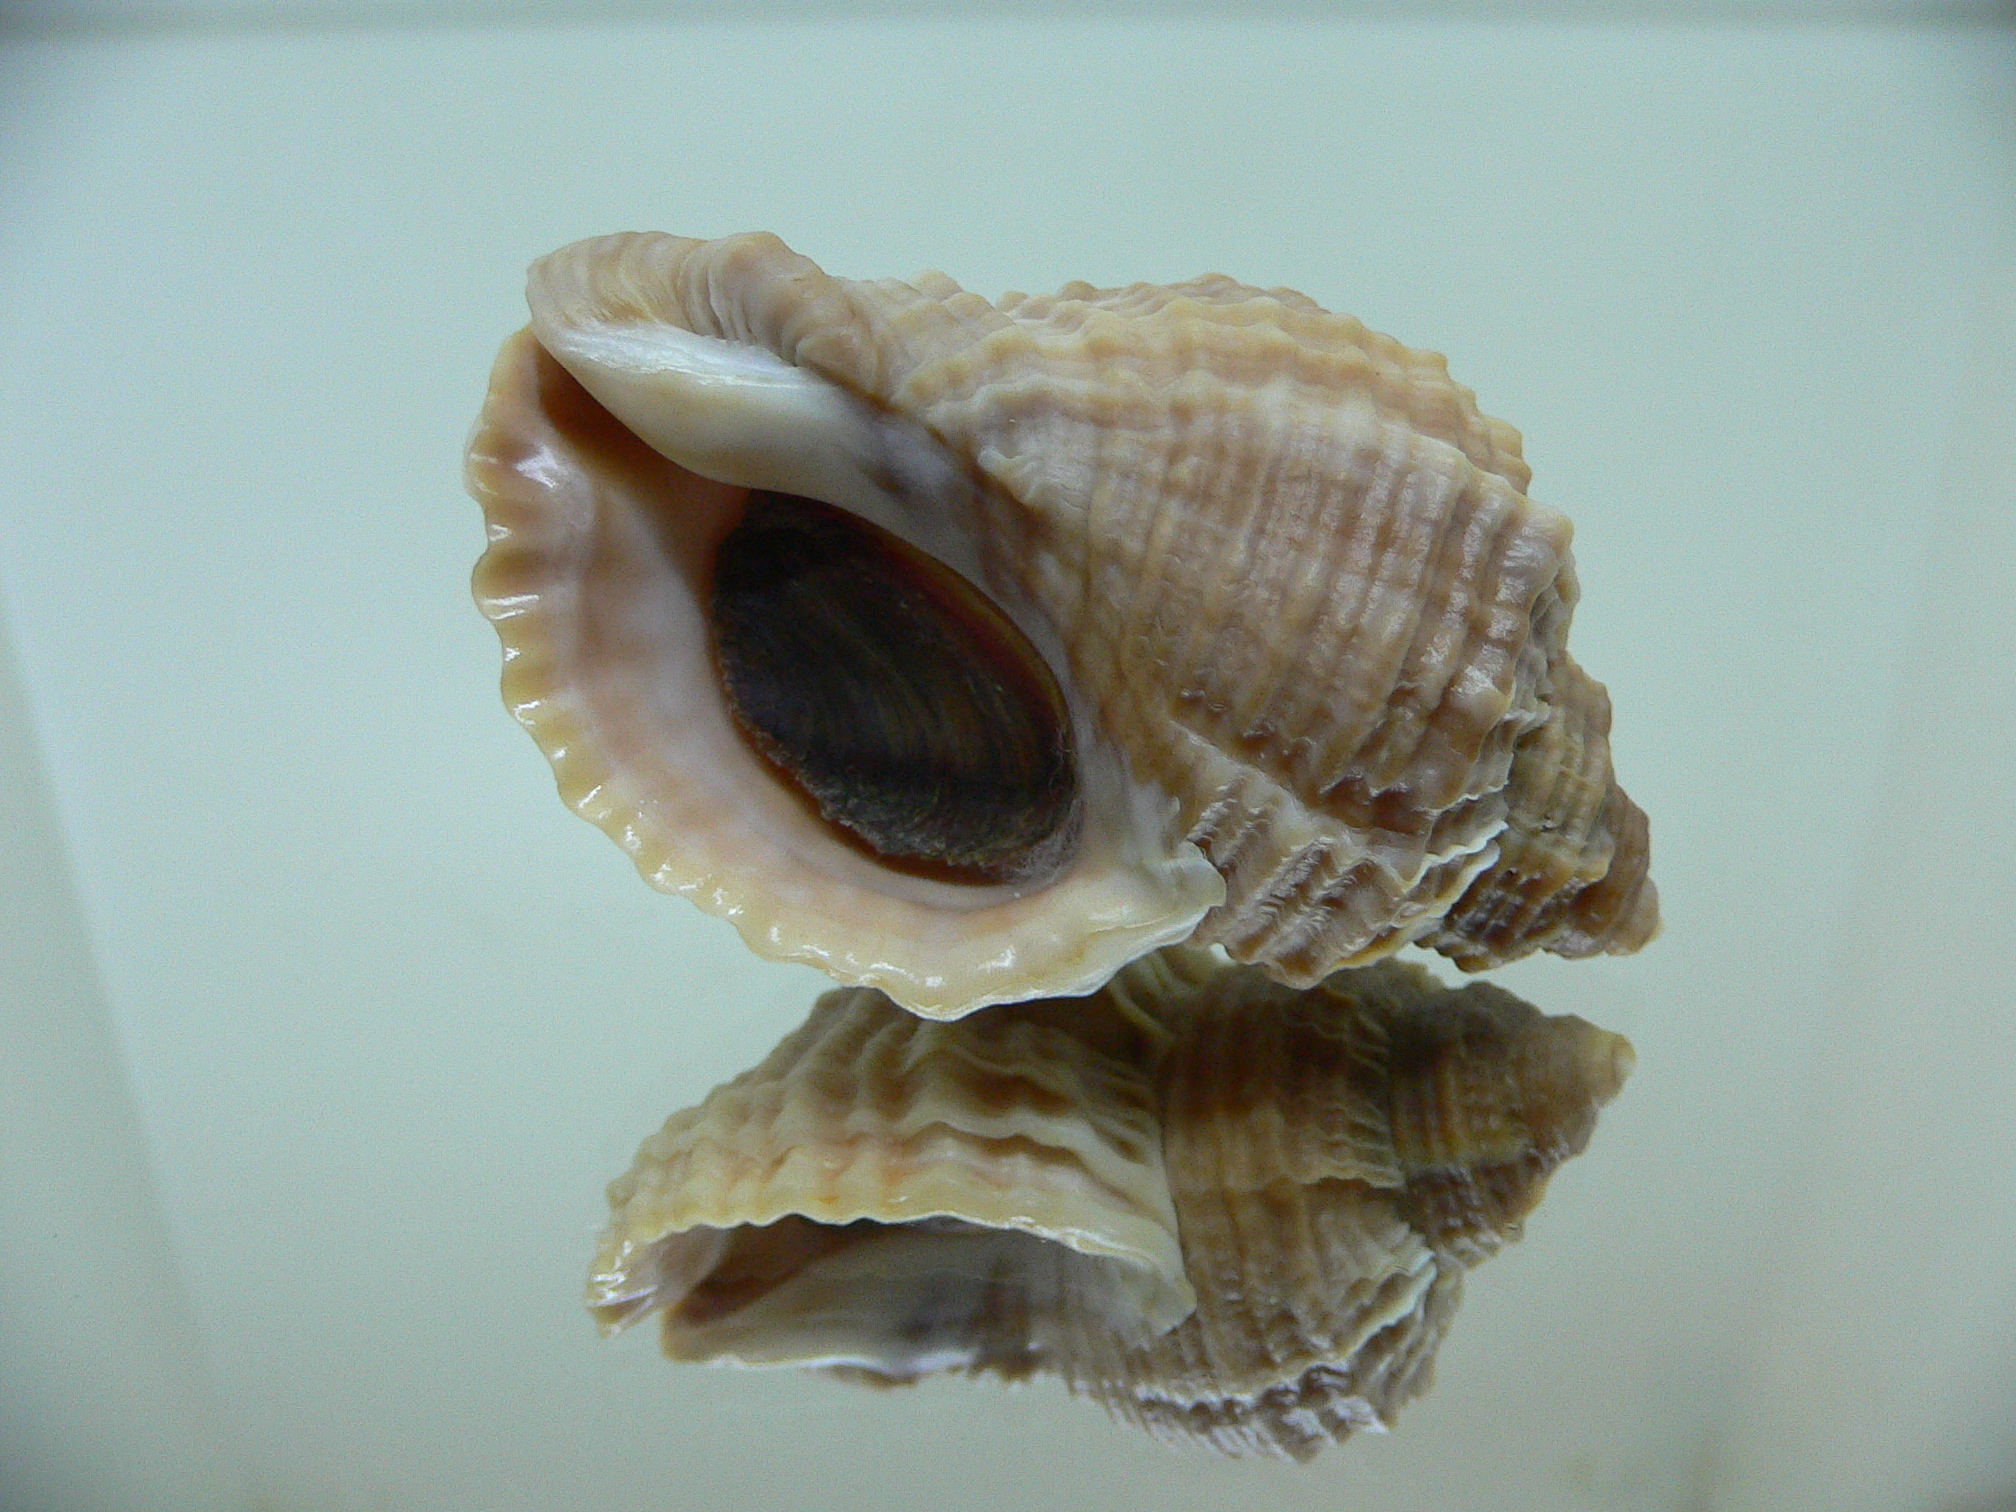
[[466, 328, 1224, 1017]]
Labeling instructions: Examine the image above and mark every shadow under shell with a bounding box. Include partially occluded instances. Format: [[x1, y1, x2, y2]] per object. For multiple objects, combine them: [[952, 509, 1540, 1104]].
[[709, 492, 1083, 886]]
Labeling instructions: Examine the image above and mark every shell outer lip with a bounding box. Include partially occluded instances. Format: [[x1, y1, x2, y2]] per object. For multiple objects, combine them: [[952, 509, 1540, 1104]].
[[466, 324, 1224, 1017]]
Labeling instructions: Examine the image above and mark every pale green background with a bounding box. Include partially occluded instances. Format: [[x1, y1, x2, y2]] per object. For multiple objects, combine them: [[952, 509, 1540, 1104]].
[[2, 8, 2013, 1512]]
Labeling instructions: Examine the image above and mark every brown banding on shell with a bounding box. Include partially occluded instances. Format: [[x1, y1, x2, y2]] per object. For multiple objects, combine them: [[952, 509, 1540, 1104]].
[[591, 949, 1633, 1460], [469, 231, 1658, 1015]]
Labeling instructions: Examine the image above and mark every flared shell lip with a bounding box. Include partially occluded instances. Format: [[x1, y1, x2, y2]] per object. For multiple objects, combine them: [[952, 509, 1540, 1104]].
[[465, 327, 1223, 1017]]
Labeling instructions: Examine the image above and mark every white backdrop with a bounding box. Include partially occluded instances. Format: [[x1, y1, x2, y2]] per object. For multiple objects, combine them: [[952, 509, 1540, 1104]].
[[2, 14, 2012, 1512]]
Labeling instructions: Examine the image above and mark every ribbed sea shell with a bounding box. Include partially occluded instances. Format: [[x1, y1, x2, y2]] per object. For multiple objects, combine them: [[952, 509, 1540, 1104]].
[[466, 232, 1657, 1015], [590, 950, 1633, 1460]]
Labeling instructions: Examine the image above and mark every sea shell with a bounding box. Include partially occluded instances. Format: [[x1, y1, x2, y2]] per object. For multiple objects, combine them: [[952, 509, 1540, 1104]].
[[466, 232, 1658, 1015], [590, 950, 1633, 1460]]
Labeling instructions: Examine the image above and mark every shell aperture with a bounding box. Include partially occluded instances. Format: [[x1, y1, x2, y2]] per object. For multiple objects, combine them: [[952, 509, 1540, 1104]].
[[591, 951, 1632, 1460], [710, 490, 1081, 885], [467, 232, 1657, 1015]]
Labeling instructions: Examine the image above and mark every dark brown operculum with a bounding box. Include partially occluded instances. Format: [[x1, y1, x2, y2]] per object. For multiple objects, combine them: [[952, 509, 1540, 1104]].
[[709, 491, 1081, 886], [1383, 982, 1634, 1265]]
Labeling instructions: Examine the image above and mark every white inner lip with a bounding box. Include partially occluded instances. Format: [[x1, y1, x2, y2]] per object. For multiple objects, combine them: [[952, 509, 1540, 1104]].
[[660, 1221, 1175, 1374], [536, 316, 987, 576]]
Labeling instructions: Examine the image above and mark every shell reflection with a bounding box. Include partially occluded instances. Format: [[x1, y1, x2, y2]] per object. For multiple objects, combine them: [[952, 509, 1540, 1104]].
[[591, 951, 1631, 1459], [466, 232, 1658, 1017]]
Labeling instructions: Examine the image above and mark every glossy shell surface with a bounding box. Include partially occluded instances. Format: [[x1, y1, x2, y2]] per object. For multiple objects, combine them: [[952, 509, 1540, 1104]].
[[466, 232, 1658, 1014]]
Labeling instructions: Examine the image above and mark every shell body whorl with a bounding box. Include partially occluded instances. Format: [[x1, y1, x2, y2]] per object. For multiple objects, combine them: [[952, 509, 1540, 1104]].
[[592, 951, 1633, 1459], [469, 232, 1657, 1015]]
